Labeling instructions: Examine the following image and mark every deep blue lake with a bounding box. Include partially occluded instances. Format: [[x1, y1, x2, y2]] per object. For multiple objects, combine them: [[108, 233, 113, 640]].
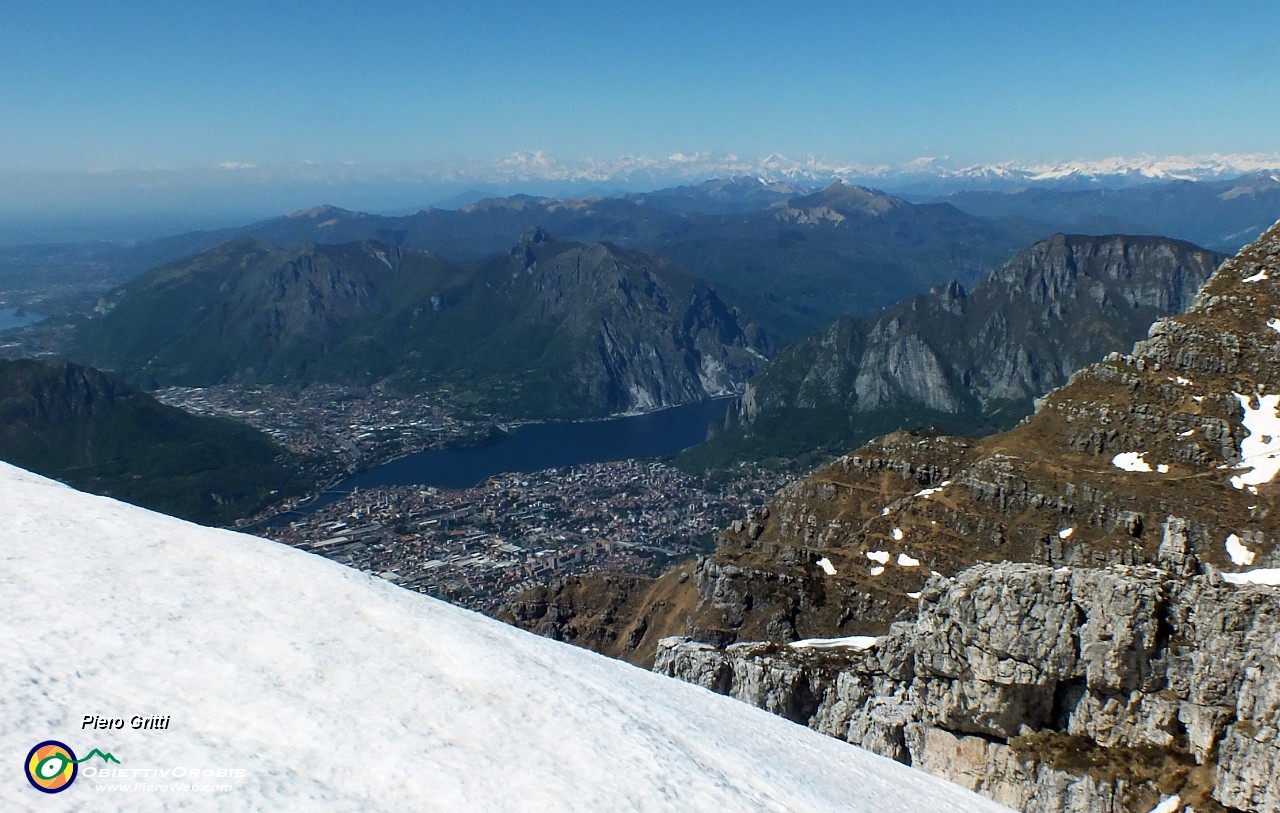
[[0, 308, 43, 330], [290, 397, 732, 515]]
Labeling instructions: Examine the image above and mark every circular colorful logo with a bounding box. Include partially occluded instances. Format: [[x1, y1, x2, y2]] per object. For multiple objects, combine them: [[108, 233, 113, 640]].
[[25, 741, 78, 794]]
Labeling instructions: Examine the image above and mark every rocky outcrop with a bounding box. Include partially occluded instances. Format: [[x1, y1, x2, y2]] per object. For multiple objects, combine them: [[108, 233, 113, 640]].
[[499, 562, 700, 668], [657, 552, 1280, 812]]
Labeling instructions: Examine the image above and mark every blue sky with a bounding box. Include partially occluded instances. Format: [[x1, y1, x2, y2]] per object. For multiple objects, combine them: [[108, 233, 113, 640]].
[[1, 1, 1277, 222]]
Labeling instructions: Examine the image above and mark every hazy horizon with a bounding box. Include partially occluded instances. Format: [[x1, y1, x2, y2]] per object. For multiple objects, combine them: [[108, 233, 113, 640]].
[[5, 1, 1280, 239]]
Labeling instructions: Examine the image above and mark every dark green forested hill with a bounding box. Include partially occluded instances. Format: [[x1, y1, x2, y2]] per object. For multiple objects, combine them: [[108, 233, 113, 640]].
[[0, 359, 308, 525]]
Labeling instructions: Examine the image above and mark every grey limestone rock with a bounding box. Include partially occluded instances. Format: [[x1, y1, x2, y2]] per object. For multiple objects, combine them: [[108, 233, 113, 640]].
[[656, 559, 1280, 812]]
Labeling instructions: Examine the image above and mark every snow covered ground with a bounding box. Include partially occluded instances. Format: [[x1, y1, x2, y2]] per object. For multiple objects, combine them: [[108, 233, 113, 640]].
[[0, 463, 1013, 812]]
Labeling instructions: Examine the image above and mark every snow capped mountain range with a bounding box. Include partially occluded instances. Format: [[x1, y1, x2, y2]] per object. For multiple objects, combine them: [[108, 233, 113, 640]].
[[439, 150, 1280, 190], [0, 462, 1011, 812]]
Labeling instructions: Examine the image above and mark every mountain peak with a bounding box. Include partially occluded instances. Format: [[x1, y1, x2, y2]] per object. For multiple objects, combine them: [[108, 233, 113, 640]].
[[285, 204, 359, 219], [699, 232, 1225, 466], [784, 181, 907, 217], [520, 225, 553, 244]]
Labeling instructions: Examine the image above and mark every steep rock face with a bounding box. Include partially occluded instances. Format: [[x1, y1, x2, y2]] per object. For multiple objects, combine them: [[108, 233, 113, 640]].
[[500, 232, 771, 412], [657, 554, 1280, 812], [705, 234, 1225, 464]]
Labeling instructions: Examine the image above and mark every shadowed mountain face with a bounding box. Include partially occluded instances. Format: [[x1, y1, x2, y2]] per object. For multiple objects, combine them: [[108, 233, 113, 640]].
[[0, 359, 304, 524], [70, 233, 771, 418], [681, 234, 1226, 469]]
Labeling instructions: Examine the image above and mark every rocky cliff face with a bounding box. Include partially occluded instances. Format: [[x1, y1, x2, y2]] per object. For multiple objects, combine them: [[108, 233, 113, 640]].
[[650, 223, 1280, 812], [495, 230, 771, 413], [700, 234, 1225, 466], [657, 544, 1279, 812]]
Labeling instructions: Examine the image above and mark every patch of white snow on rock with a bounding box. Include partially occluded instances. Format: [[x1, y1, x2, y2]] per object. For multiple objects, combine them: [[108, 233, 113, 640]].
[[816, 556, 838, 575], [790, 635, 879, 651], [1225, 533, 1257, 566], [867, 550, 891, 564], [1112, 451, 1154, 472], [1223, 568, 1280, 586], [1146, 794, 1181, 813], [1229, 392, 1280, 489]]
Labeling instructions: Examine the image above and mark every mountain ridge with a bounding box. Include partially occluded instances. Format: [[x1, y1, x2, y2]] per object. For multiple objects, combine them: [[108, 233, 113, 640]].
[[683, 233, 1226, 469], [70, 234, 771, 418]]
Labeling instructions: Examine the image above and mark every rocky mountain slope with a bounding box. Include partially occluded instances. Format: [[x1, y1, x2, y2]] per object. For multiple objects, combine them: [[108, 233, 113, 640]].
[[0, 359, 304, 524], [0, 462, 1013, 812], [510, 221, 1280, 812], [657, 552, 1279, 812], [686, 234, 1225, 468], [71, 233, 770, 418]]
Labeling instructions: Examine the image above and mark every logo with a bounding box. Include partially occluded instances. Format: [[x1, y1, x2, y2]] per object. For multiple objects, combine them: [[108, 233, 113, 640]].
[[24, 741, 119, 794]]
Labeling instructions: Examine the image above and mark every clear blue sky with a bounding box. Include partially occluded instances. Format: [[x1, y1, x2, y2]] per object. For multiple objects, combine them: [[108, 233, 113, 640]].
[[0, 0, 1277, 228], [3, 0, 1277, 171]]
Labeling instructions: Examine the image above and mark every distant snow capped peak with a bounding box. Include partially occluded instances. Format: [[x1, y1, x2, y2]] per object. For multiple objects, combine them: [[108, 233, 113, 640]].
[[462, 151, 1280, 191]]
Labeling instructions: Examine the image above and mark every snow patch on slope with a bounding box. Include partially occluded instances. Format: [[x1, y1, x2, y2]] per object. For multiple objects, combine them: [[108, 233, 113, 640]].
[[790, 636, 879, 651], [1112, 452, 1154, 472], [1229, 392, 1280, 489], [0, 463, 1012, 812], [1225, 533, 1256, 566], [1146, 795, 1181, 813], [1223, 568, 1280, 586]]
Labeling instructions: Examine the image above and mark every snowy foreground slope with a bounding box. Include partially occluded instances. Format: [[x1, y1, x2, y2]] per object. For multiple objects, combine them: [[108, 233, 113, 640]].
[[0, 463, 1013, 812]]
